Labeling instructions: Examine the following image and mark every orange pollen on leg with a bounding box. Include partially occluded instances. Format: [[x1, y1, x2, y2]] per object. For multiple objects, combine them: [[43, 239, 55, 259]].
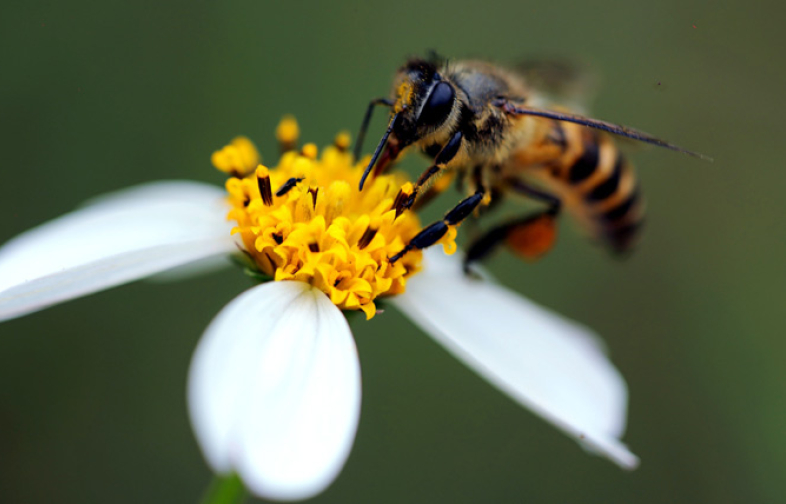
[[506, 215, 557, 260]]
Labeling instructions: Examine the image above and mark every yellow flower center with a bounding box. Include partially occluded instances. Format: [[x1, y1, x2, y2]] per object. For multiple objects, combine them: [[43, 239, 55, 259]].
[[213, 117, 457, 320]]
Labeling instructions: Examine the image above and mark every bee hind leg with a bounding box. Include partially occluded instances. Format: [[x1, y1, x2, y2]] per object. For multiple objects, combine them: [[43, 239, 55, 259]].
[[463, 180, 561, 272], [463, 209, 558, 272]]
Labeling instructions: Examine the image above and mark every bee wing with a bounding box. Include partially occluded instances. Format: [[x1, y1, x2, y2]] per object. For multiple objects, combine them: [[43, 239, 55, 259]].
[[514, 59, 599, 115], [512, 63, 711, 161]]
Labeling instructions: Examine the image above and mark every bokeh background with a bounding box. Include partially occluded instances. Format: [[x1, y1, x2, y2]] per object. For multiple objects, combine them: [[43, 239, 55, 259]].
[[1, 1, 784, 502]]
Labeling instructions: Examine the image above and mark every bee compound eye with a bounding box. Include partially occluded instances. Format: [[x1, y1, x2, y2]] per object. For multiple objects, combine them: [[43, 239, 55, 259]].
[[419, 81, 455, 127]]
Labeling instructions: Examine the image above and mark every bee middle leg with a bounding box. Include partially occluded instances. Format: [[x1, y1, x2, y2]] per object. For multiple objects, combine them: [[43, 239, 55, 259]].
[[389, 190, 485, 264], [464, 180, 562, 272]]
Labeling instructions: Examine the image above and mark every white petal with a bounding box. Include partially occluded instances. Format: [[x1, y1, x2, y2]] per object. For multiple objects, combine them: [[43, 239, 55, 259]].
[[0, 181, 236, 321], [0, 239, 235, 322], [392, 249, 638, 469], [188, 281, 361, 501], [145, 255, 233, 283]]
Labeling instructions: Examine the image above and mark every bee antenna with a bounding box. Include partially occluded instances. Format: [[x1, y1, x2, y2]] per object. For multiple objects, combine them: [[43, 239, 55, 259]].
[[496, 102, 713, 162], [359, 113, 400, 191], [354, 98, 394, 161]]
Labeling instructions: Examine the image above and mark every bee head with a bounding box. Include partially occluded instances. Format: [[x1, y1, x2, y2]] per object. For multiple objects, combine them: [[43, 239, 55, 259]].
[[390, 59, 457, 147], [358, 57, 459, 191]]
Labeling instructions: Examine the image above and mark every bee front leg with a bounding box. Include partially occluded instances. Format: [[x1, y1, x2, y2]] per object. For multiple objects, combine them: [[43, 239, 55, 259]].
[[409, 170, 455, 212], [394, 130, 464, 215]]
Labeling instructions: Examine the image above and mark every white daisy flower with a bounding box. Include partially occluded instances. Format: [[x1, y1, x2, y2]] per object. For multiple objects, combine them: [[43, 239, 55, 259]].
[[0, 120, 637, 502]]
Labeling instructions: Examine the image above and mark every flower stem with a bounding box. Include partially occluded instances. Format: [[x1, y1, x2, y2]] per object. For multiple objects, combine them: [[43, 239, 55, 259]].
[[201, 474, 246, 504]]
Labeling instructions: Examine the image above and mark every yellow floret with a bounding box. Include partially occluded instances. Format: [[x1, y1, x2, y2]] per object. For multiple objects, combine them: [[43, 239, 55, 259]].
[[276, 115, 300, 150], [211, 136, 260, 177], [215, 117, 457, 319], [334, 131, 352, 151], [301, 143, 318, 160]]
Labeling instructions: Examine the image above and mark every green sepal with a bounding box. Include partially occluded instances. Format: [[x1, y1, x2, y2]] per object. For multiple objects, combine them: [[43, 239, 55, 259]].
[[200, 473, 246, 504], [230, 252, 273, 284], [243, 267, 273, 283]]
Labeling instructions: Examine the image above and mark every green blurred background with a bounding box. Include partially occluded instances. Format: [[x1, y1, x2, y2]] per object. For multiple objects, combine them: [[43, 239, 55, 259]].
[[1, 0, 784, 502]]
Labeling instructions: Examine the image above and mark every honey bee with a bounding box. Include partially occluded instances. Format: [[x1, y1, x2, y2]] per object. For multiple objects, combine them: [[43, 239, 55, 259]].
[[354, 56, 708, 266]]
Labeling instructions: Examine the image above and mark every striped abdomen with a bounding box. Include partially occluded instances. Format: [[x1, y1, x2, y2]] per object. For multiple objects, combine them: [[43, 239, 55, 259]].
[[543, 122, 644, 253]]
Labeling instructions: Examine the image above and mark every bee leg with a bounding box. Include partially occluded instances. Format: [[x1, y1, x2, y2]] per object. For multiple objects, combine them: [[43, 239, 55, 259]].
[[507, 178, 562, 211], [410, 170, 455, 212], [463, 181, 561, 271], [389, 190, 484, 264], [464, 209, 558, 271], [354, 98, 394, 161], [395, 130, 464, 214]]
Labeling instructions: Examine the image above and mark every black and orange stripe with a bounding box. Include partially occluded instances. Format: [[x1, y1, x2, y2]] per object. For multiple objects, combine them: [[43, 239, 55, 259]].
[[546, 123, 644, 253]]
